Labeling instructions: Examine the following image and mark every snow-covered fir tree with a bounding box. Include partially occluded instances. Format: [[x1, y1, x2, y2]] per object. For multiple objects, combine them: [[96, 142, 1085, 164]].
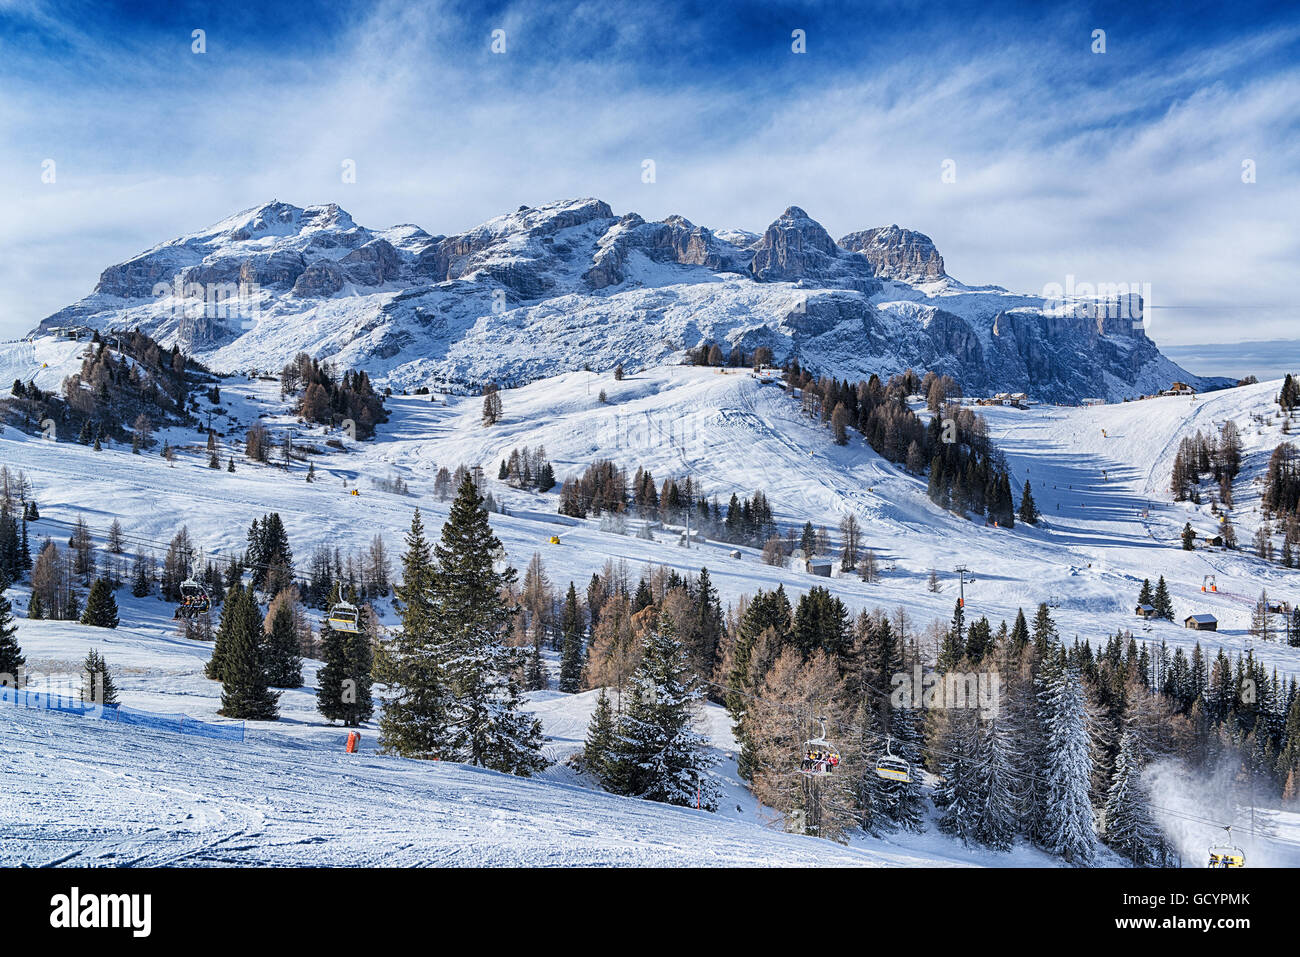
[[378, 509, 457, 759], [935, 710, 981, 844], [973, 718, 1018, 851], [429, 477, 547, 776], [1103, 728, 1164, 867], [607, 611, 717, 809], [1037, 651, 1098, 864]]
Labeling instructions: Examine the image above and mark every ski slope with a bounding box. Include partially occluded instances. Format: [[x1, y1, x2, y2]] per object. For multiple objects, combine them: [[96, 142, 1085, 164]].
[[2, 343, 1299, 866], [0, 354, 1296, 685], [4, 595, 1065, 867]]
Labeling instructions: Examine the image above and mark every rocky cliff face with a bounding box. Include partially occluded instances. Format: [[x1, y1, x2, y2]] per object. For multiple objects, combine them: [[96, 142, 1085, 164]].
[[839, 225, 946, 281], [36, 198, 1226, 401]]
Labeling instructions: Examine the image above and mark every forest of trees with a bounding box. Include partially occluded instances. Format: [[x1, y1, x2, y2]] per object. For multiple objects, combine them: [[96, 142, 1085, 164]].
[[783, 363, 1019, 525], [1170, 420, 1243, 505], [497, 445, 555, 491], [508, 549, 1300, 860], [3, 328, 206, 449], [280, 352, 388, 439]]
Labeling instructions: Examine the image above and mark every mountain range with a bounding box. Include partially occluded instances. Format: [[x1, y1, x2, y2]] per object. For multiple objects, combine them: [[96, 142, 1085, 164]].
[[36, 198, 1227, 400]]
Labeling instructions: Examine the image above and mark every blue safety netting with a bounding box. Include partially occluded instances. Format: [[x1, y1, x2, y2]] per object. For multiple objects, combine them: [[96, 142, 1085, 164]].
[[0, 684, 244, 742]]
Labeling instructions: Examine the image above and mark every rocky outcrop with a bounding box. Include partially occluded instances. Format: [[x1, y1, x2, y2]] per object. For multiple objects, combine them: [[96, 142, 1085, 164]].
[[291, 260, 345, 298], [340, 239, 403, 286], [239, 250, 307, 291], [584, 213, 747, 289], [749, 206, 840, 282], [838, 225, 945, 280]]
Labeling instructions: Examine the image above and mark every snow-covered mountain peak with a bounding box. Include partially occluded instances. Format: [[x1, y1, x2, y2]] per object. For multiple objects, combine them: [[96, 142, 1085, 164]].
[[37, 196, 1229, 402]]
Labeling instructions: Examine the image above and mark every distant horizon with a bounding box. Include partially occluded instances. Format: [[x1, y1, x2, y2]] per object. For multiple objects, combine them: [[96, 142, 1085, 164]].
[[1159, 339, 1300, 384]]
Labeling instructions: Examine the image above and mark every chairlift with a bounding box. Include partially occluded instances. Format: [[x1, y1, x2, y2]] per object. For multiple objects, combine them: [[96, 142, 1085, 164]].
[[327, 600, 361, 634], [874, 735, 912, 783], [174, 578, 211, 620], [797, 717, 840, 777], [1208, 826, 1245, 868]]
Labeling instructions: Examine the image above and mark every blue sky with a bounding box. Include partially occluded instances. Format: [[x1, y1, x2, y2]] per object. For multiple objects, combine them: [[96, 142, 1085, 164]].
[[2, 0, 1298, 352]]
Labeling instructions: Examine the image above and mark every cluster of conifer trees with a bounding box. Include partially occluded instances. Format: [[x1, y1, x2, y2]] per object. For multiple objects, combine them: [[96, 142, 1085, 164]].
[[1170, 420, 1242, 504], [375, 480, 546, 775], [279, 352, 388, 439], [496, 446, 555, 491], [783, 364, 1020, 524], [4, 329, 201, 448], [1278, 373, 1299, 413], [1264, 442, 1300, 519]]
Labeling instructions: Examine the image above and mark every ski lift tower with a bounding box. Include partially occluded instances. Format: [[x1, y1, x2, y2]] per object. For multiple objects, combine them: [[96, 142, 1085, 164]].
[[954, 565, 970, 609]]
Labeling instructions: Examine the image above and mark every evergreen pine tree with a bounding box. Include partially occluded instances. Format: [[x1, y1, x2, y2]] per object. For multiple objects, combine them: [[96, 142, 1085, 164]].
[[583, 688, 617, 782], [264, 598, 303, 688], [318, 603, 374, 727], [377, 509, 456, 758], [973, 718, 1018, 850], [1008, 607, 1030, 652], [131, 557, 152, 597], [217, 586, 279, 720], [1018, 480, 1040, 525], [205, 582, 246, 682], [608, 612, 718, 809], [1031, 602, 1058, 654], [430, 478, 547, 776], [1103, 729, 1162, 866], [935, 710, 981, 844], [0, 585, 24, 679], [1037, 658, 1098, 864], [1153, 576, 1174, 620], [80, 648, 118, 706], [524, 637, 547, 691], [80, 578, 119, 628], [558, 582, 584, 693]]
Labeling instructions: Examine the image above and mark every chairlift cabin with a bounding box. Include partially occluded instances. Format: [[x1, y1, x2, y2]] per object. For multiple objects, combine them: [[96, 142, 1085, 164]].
[[174, 579, 211, 619], [1208, 828, 1245, 868], [327, 601, 361, 634], [874, 735, 912, 783], [797, 718, 840, 777]]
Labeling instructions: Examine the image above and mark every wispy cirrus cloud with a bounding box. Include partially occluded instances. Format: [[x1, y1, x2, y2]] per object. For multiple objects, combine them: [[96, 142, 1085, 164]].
[[1, 0, 1297, 349]]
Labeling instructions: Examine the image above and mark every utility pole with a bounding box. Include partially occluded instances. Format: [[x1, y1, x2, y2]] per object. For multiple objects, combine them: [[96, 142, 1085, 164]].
[[954, 564, 970, 610], [684, 486, 691, 550]]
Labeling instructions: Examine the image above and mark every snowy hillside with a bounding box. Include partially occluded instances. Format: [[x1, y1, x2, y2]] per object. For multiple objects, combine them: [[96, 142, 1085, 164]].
[[34, 199, 1229, 403], [2, 334, 1298, 866]]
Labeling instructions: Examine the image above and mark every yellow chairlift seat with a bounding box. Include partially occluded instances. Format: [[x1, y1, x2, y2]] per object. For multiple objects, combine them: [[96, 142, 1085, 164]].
[[1208, 848, 1245, 868], [874, 734, 913, 783], [327, 601, 361, 634]]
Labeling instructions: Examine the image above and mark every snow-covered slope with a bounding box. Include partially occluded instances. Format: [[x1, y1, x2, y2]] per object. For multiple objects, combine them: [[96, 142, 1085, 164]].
[[33, 199, 1228, 402], [2, 342, 1297, 866]]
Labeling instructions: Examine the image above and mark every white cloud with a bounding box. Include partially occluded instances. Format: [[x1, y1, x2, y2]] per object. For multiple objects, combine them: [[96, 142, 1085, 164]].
[[2, 1, 1296, 347]]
